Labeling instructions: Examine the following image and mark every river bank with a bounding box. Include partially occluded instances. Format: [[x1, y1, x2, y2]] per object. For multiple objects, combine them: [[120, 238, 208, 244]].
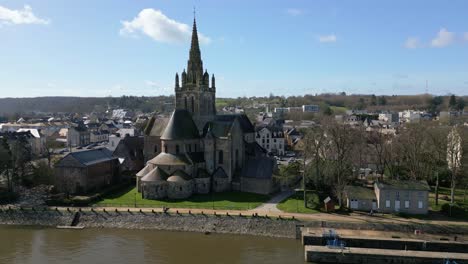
[[2, 207, 468, 239]]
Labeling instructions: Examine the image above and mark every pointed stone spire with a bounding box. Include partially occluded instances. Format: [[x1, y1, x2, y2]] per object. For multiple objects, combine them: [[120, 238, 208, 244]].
[[211, 74, 215, 89], [187, 15, 203, 84], [175, 73, 180, 89]]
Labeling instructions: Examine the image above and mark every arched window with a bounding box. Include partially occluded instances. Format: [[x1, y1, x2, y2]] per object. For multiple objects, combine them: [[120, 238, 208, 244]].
[[176, 145, 180, 154], [235, 149, 239, 168], [154, 145, 158, 153], [218, 150, 223, 164], [184, 97, 188, 110], [164, 145, 168, 153]]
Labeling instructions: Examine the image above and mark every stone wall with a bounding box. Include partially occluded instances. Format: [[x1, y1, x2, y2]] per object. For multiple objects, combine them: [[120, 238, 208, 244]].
[[3, 208, 468, 240], [0, 209, 298, 238]]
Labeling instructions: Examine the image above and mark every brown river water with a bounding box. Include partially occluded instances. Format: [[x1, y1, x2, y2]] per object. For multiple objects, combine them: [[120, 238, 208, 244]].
[[0, 226, 305, 264]]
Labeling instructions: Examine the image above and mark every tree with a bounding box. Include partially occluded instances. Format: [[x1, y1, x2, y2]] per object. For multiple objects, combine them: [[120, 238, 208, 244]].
[[0, 137, 14, 192], [366, 130, 388, 175], [44, 139, 64, 168], [456, 98, 466, 111], [378, 96, 387, 106], [370, 95, 377, 106], [428, 96, 443, 114], [323, 122, 357, 208], [303, 125, 328, 190], [449, 95, 457, 110], [32, 160, 54, 185], [423, 124, 449, 205], [276, 162, 301, 188], [447, 127, 463, 204], [356, 98, 367, 110], [10, 135, 32, 185]]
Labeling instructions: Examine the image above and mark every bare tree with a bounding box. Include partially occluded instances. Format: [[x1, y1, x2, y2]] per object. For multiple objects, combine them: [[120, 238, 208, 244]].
[[323, 121, 357, 208], [447, 126, 463, 204]]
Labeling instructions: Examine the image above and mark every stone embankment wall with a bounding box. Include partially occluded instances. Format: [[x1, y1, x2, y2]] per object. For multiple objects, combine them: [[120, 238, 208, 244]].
[[2, 208, 468, 238], [0, 209, 299, 238]]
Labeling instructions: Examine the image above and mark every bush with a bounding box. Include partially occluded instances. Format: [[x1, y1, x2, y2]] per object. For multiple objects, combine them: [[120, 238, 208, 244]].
[[441, 203, 467, 217], [306, 192, 320, 210], [46, 182, 132, 206]]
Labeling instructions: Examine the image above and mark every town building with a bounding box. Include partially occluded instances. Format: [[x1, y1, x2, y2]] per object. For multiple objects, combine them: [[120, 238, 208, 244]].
[[398, 110, 422, 123], [67, 123, 90, 147], [255, 126, 285, 156], [302, 105, 320, 113], [54, 148, 120, 194], [345, 180, 430, 214], [112, 136, 144, 178], [138, 16, 277, 199], [90, 131, 109, 143], [374, 180, 430, 214]]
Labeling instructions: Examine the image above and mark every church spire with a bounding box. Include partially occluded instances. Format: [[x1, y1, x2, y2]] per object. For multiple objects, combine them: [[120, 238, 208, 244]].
[[187, 12, 203, 84]]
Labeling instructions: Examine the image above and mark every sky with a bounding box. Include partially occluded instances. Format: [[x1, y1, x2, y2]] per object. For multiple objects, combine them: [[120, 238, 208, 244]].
[[0, 0, 468, 98]]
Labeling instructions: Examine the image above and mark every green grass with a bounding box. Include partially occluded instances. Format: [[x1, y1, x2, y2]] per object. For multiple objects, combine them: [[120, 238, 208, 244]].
[[95, 186, 270, 210], [330, 106, 348, 114], [428, 186, 468, 219], [277, 191, 321, 214]]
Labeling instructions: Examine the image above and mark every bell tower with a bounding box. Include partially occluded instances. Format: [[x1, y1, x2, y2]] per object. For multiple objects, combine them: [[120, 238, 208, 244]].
[[174, 14, 216, 130]]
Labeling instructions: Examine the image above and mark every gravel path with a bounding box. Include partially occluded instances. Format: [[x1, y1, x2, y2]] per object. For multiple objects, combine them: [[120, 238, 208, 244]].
[[252, 190, 295, 213]]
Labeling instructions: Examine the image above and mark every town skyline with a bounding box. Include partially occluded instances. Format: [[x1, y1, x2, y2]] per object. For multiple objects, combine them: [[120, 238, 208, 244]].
[[1, 0, 468, 98]]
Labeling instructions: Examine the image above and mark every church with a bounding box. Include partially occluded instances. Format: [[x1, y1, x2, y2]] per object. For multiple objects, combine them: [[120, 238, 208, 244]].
[[136, 17, 277, 200]]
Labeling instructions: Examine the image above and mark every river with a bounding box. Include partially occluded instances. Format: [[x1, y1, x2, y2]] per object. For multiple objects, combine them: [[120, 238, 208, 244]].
[[0, 226, 305, 264]]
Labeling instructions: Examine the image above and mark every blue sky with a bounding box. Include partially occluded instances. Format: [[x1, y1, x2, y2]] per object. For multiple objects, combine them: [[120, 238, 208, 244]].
[[0, 0, 467, 98]]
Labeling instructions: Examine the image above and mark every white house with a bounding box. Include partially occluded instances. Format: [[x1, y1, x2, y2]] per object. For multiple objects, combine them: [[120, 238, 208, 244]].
[[255, 126, 285, 156]]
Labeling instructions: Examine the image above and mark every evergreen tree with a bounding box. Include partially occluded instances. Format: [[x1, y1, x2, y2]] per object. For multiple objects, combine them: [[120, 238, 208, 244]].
[[456, 98, 466, 111], [449, 95, 457, 110]]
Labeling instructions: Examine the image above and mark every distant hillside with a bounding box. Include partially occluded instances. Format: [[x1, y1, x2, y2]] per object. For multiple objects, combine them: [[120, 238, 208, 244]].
[[0, 94, 465, 119], [0, 96, 174, 116]]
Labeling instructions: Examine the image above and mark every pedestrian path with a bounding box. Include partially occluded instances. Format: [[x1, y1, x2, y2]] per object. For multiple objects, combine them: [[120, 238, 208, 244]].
[[252, 189, 294, 213]]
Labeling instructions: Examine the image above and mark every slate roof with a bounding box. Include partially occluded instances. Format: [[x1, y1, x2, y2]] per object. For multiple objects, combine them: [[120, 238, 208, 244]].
[[214, 114, 255, 134], [344, 186, 376, 200], [241, 156, 275, 179], [136, 165, 152, 177], [161, 110, 200, 140], [213, 167, 228, 178], [375, 180, 430, 191], [167, 170, 192, 182], [147, 152, 191, 166], [203, 121, 233, 138], [144, 116, 170, 137], [141, 166, 168, 182], [56, 148, 116, 167]]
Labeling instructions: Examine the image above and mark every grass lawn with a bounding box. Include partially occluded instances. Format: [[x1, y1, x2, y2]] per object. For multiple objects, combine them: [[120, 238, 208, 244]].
[[330, 106, 348, 114], [277, 191, 321, 214], [95, 186, 270, 210], [428, 186, 468, 219]]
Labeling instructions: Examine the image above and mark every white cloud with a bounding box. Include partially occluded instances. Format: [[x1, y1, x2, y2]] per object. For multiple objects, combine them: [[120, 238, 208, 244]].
[[463, 32, 468, 42], [0, 5, 49, 25], [145, 80, 158, 88], [120, 9, 211, 44], [286, 8, 304, 16], [404, 37, 420, 49], [318, 34, 337, 43], [431, 28, 454, 47]]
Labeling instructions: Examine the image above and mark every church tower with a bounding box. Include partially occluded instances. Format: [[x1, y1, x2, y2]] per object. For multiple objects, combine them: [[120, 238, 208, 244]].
[[174, 16, 216, 130]]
